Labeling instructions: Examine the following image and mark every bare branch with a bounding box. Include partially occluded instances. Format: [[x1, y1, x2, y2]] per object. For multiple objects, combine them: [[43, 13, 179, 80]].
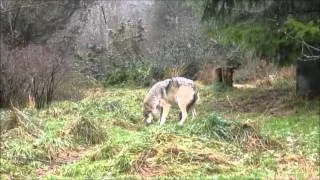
[[0, 2, 58, 14]]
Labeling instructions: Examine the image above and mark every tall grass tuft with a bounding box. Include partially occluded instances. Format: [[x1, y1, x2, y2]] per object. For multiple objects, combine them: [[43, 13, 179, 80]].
[[69, 116, 109, 145], [185, 113, 281, 151], [115, 154, 132, 173], [199, 113, 233, 140], [182, 113, 233, 140]]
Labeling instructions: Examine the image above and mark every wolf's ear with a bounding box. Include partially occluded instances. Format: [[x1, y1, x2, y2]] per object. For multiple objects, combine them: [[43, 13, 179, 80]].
[[165, 80, 172, 92], [173, 80, 180, 88], [160, 87, 167, 98], [167, 79, 179, 91]]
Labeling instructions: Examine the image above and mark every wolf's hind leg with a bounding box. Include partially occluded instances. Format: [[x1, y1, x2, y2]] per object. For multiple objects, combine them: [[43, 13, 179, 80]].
[[187, 92, 199, 120], [191, 108, 197, 119], [177, 101, 188, 126], [181, 108, 196, 120], [159, 103, 171, 125]]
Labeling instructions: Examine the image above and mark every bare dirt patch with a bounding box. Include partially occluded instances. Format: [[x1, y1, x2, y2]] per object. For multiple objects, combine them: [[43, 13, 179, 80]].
[[275, 153, 319, 179], [36, 147, 93, 177], [212, 88, 297, 116], [113, 120, 140, 131], [131, 148, 166, 177]]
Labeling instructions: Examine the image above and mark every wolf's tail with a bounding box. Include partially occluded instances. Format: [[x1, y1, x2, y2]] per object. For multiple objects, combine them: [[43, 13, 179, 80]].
[[186, 89, 199, 113]]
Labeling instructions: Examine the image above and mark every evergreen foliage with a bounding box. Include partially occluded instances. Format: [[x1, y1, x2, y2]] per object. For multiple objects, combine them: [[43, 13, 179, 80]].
[[190, 0, 320, 64]]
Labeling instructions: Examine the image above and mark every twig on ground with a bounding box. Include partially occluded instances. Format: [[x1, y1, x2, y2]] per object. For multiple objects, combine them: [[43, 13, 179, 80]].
[[226, 95, 234, 111]]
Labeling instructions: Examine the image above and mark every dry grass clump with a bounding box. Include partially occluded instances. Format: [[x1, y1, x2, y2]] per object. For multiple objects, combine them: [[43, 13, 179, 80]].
[[197, 64, 217, 85], [0, 111, 18, 134], [255, 75, 275, 88], [68, 116, 108, 145], [255, 65, 296, 88], [1, 126, 34, 143], [278, 65, 296, 80], [89, 144, 118, 161], [1, 103, 43, 137], [0, 104, 73, 165], [164, 63, 187, 78], [163, 145, 230, 165], [233, 58, 278, 84], [129, 135, 231, 177], [232, 123, 282, 151], [130, 148, 163, 176], [153, 133, 177, 145], [232, 58, 296, 89]]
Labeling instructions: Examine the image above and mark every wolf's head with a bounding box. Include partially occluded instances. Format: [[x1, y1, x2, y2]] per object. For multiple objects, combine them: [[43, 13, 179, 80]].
[[143, 103, 161, 124]]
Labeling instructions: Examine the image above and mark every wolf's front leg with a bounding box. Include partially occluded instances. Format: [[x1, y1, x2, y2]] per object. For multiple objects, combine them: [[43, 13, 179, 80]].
[[191, 108, 197, 119], [178, 109, 188, 126], [159, 103, 171, 125]]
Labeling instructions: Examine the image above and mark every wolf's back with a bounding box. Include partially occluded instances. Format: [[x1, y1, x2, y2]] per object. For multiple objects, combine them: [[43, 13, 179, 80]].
[[143, 79, 171, 107], [144, 77, 198, 108], [171, 77, 196, 89]]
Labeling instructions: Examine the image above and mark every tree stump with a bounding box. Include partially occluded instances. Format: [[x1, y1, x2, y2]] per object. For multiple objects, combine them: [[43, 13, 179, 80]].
[[296, 57, 320, 99], [213, 67, 236, 87]]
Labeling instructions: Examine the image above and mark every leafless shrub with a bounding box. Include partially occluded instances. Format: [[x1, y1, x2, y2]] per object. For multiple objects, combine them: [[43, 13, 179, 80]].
[[163, 63, 187, 78], [0, 42, 70, 108]]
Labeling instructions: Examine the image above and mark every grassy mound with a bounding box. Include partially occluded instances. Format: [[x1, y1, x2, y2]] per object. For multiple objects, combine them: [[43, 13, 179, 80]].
[[1, 85, 319, 179]]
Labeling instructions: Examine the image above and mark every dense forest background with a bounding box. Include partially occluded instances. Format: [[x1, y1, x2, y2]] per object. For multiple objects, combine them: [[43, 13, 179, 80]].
[[1, 0, 319, 108]]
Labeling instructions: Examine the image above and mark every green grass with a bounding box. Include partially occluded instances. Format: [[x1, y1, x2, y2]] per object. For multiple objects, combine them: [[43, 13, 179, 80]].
[[262, 114, 319, 159], [1, 84, 319, 179]]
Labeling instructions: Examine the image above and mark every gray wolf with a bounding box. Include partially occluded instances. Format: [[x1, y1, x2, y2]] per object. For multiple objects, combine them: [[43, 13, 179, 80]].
[[143, 77, 199, 125]]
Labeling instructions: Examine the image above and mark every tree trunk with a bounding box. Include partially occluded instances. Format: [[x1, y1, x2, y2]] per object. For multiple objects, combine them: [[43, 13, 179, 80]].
[[213, 67, 235, 87], [296, 57, 320, 99]]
